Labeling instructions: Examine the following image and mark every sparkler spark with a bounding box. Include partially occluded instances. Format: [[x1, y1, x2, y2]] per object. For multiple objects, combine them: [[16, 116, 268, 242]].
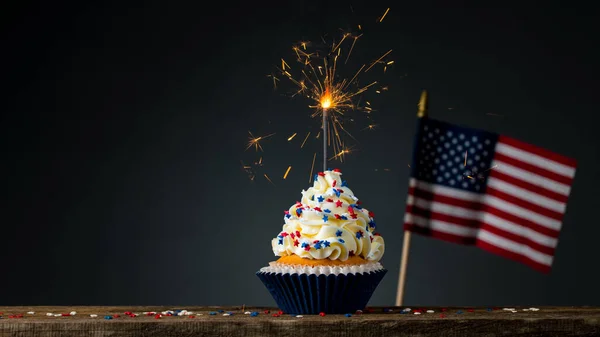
[[264, 174, 275, 185], [283, 165, 292, 179], [379, 8, 390, 22], [287, 133, 297, 141], [300, 132, 311, 148], [309, 152, 316, 183], [246, 131, 275, 152]]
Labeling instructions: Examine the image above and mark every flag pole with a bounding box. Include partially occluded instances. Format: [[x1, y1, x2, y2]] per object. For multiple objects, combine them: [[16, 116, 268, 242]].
[[395, 90, 428, 307]]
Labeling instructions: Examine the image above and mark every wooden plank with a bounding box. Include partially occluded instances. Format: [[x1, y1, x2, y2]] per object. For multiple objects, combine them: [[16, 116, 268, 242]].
[[1, 306, 599, 337]]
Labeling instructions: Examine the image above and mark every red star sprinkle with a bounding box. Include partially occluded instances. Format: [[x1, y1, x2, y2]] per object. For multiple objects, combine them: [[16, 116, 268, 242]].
[[272, 313, 280, 317], [347, 206, 354, 214], [374, 233, 380, 236], [61, 313, 70, 317], [293, 240, 299, 246], [326, 198, 334, 202], [318, 172, 325, 176], [334, 214, 341, 219], [264, 310, 270, 314], [349, 250, 355, 257], [313, 240, 320, 244], [370, 237, 373, 242], [319, 312, 326, 316], [154, 314, 161, 319], [333, 168, 341, 172], [351, 214, 358, 219], [356, 200, 362, 205], [278, 310, 284, 315], [280, 232, 289, 237], [304, 245, 311, 251], [332, 180, 337, 187], [314, 207, 322, 212], [335, 200, 343, 207], [337, 189, 344, 193], [290, 233, 295, 239], [295, 201, 302, 207], [114, 314, 121, 318], [368, 211, 375, 217], [295, 231, 301, 238]]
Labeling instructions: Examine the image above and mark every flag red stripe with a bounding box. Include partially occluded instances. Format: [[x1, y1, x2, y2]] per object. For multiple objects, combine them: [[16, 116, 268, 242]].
[[485, 186, 565, 221], [498, 135, 577, 168], [476, 240, 551, 274], [489, 170, 570, 204], [404, 223, 476, 245], [406, 204, 480, 229], [482, 203, 560, 238], [409, 186, 484, 211], [493, 152, 574, 185], [478, 223, 556, 256]]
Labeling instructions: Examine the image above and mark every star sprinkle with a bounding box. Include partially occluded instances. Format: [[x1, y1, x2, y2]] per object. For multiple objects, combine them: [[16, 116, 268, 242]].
[[341, 180, 348, 187], [340, 215, 348, 220], [323, 209, 331, 213], [368, 211, 375, 217], [336, 230, 343, 237], [322, 215, 328, 222], [368, 220, 376, 229], [349, 250, 355, 257], [334, 189, 341, 197], [332, 180, 337, 187], [278, 238, 283, 245], [317, 195, 325, 202], [334, 214, 341, 219], [326, 198, 334, 202], [338, 238, 345, 243], [335, 200, 343, 207], [323, 240, 330, 247], [303, 245, 311, 251], [301, 242, 309, 248], [293, 240, 299, 247], [333, 168, 341, 173], [296, 208, 303, 216], [314, 241, 322, 249], [296, 231, 301, 238], [356, 230, 364, 239]]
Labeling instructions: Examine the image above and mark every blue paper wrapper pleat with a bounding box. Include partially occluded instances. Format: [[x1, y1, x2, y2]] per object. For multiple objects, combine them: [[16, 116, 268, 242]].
[[256, 269, 386, 314]]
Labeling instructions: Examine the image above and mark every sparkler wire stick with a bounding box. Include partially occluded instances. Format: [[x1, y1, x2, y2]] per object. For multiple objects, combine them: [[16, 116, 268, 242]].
[[323, 108, 328, 171]]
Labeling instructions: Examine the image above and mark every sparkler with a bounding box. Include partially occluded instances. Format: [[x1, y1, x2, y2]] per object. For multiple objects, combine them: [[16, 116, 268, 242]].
[[273, 27, 392, 172]]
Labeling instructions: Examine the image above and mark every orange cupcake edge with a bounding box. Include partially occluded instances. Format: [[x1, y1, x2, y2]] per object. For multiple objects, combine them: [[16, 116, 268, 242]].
[[277, 254, 368, 266]]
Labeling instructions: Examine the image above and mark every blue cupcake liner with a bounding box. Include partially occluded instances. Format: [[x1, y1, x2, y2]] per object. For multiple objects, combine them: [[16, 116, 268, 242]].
[[256, 269, 386, 314]]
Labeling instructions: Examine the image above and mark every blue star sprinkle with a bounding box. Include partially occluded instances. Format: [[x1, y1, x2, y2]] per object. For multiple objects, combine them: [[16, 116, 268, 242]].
[[322, 215, 328, 222], [278, 238, 283, 245], [285, 214, 291, 219], [324, 209, 331, 213], [336, 230, 343, 237], [334, 189, 341, 197], [314, 174, 318, 181], [296, 208, 303, 216], [368, 220, 376, 228], [356, 231, 364, 239], [341, 180, 348, 187], [338, 238, 345, 243], [340, 215, 348, 220], [345, 313, 352, 317], [311, 195, 314, 201], [250, 312, 259, 317], [317, 195, 324, 202], [314, 242, 322, 249], [323, 240, 330, 247], [104, 316, 112, 320], [301, 242, 309, 248]]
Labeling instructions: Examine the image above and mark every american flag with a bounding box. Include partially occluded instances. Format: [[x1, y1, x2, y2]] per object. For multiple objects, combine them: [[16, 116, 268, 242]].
[[404, 117, 577, 273]]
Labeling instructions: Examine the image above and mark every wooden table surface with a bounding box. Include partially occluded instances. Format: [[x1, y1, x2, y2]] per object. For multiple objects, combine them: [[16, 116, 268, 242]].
[[1, 306, 599, 337]]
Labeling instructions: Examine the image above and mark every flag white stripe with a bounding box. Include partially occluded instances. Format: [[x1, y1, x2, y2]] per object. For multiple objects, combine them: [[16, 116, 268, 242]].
[[484, 195, 562, 231], [409, 178, 563, 231], [495, 142, 576, 178], [407, 187, 560, 245], [477, 230, 554, 266], [406, 195, 480, 220], [409, 178, 481, 202], [487, 177, 566, 213], [481, 212, 559, 247], [492, 160, 572, 196], [404, 213, 478, 237]]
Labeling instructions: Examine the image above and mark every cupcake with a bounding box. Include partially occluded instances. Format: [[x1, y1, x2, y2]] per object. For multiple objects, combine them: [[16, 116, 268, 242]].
[[257, 169, 386, 314]]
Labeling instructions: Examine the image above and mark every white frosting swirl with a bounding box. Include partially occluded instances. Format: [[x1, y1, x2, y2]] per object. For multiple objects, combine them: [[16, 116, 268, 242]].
[[271, 169, 385, 262]]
